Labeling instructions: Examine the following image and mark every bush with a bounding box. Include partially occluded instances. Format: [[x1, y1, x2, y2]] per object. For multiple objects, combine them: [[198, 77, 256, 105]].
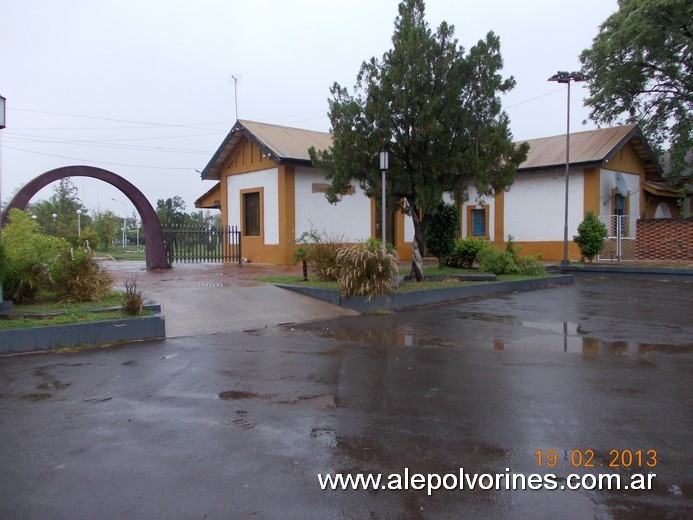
[[2, 209, 68, 303], [446, 237, 490, 268], [122, 277, 144, 316], [337, 239, 399, 298], [425, 202, 459, 267], [0, 242, 8, 286], [477, 248, 521, 275], [52, 248, 113, 303], [477, 236, 546, 276], [296, 229, 345, 282], [573, 211, 608, 263]]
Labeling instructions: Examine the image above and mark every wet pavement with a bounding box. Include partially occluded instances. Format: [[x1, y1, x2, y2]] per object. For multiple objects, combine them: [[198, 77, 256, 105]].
[[102, 261, 359, 336], [0, 275, 691, 519]]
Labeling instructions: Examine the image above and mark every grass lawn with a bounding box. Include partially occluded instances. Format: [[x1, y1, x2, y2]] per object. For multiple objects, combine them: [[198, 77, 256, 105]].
[[96, 246, 147, 261], [258, 269, 553, 293], [0, 291, 150, 331]]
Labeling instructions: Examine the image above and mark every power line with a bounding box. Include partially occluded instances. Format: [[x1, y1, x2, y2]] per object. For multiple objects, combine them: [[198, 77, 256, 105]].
[[5, 132, 214, 154], [2, 144, 196, 170], [10, 107, 232, 130]]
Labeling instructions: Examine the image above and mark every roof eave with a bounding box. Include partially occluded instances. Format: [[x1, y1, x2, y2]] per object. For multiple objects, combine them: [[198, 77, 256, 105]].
[[518, 160, 603, 174]]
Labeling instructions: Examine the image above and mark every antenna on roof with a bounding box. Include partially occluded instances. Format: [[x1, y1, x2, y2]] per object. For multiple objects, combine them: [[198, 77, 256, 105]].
[[230, 74, 242, 121]]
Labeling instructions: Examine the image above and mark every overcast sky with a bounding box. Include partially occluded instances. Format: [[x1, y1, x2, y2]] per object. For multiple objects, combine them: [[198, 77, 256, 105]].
[[1, 0, 619, 219]]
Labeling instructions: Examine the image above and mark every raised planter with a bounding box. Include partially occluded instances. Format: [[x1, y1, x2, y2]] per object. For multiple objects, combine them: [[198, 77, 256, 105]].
[[276, 275, 574, 314], [0, 303, 165, 355]]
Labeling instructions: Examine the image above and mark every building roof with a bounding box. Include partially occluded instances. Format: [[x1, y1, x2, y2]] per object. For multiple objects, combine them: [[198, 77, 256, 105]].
[[200, 119, 332, 181], [199, 120, 663, 182], [517, 124, 662, 177]]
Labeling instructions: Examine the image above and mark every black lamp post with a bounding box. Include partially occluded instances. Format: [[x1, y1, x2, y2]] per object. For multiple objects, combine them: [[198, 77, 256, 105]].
[[547, 71, 588, 265], [379, 148, 389, 252]]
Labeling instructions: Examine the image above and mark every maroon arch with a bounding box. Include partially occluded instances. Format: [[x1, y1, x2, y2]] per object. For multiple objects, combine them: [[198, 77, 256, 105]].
[[1, 165, 169, 270]]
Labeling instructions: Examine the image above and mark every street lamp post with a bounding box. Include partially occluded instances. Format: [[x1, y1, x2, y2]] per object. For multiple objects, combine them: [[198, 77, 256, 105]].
[[76, 209, 82, 237], [547, 70, 587, 266], [379, 148, 389, 253], [0, 94, 10, 315]]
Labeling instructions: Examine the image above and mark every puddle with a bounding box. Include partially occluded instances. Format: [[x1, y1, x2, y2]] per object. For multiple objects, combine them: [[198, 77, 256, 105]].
[[297, 314, 691, 357], [218, 390, 258, 400], [20, 393, 53, 401]]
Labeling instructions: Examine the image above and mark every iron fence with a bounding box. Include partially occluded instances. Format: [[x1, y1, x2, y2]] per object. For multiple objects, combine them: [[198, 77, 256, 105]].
[[163, 225, 242, 266]]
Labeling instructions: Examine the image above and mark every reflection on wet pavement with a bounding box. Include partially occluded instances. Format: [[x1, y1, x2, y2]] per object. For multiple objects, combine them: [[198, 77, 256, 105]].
[[295, 315, 692, 356]]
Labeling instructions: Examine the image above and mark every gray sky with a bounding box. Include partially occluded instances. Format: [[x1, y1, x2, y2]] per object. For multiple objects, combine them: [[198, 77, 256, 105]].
[[1, 0, 618, 218]]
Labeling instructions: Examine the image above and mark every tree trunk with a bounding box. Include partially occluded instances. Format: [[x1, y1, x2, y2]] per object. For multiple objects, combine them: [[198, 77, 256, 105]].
[[409, 201, 425, 282]]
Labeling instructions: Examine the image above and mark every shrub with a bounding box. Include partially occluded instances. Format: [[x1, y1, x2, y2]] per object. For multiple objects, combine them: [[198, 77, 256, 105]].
[[573, 211, 608, 263], [424, 202, 459, 267], [2, 209, 68, 303], [477, 248, 521, 275], [122, 277, 144, 316], [0, 242, 8, 285], [337, 239, 399, 298], [446, 237, 490, 268], [296, 229, 344, 282], [52, 248, 113, 303], [477, 236, 546, 276]]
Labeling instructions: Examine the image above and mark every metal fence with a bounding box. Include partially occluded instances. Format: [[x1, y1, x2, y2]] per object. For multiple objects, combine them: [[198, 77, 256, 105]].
[[598, 215, 636, 261], [163, 225, 242, 266]]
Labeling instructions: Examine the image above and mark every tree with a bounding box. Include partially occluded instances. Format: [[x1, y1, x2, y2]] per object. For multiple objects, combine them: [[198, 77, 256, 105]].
[[424, 202, 459, 267], [156, 196, 188, 227], [573, 211, 608, 263], [27, 178, 90, 243], [580, 0, 692, 184], [92, 210, 119, 251], [310, 0, 527, 280]]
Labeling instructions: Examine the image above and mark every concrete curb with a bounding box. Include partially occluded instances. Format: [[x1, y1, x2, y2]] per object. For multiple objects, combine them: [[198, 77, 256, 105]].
[[0, 303, 165, 355], [548, 265, 693, 280], [276, 275, 574, 314]]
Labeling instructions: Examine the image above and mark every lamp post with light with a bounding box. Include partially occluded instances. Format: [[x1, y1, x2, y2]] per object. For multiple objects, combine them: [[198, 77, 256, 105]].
[[76, 209, 82, 237], [547, 70, 587, 265], [379, 148, 389, 253], [0, 94, 10, 315]]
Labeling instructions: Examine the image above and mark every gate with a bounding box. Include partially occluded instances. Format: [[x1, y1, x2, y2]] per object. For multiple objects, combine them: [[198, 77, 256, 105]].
[[598, 215, 636, 261], [163, 225, 242, 266]]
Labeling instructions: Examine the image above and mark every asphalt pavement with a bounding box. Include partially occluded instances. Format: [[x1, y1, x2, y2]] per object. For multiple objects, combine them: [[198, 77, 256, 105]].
[[0, 269, 691, 519]]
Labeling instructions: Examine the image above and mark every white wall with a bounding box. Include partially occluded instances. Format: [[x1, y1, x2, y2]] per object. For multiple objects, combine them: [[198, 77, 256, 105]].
[[226, 167, 279, 245], [294, 166, 371, 242], [504, 169, 584, 242]]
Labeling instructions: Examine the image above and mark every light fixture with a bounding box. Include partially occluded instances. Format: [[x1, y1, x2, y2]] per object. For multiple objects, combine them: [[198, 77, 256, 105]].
[[379, 148, 389, 252], [547, 70, 588, 265], [0, 94, 5, 129]]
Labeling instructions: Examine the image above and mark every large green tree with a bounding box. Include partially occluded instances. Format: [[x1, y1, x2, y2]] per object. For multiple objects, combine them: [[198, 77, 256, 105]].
[[156, 196, 188, 228], [580, 0, 692, 183], [310, 0, 527, 280], [27, 178, 90, 243]]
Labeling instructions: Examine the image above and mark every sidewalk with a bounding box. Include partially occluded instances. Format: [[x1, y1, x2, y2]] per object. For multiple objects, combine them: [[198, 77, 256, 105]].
[[103, 261, 358, 337]]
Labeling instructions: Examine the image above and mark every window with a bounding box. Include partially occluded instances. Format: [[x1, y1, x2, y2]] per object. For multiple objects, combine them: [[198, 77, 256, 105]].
[[243, 191, 260, 236], [466, 205, 489, 239], [471, 208, 486, 237]]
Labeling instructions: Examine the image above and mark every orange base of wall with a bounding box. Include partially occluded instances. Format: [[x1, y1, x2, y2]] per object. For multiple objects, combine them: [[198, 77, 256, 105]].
[[512, 241, 581, 262]]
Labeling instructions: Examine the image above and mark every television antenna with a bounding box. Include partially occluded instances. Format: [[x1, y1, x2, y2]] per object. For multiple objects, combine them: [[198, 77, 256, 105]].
[[230, 74, 242, 120]]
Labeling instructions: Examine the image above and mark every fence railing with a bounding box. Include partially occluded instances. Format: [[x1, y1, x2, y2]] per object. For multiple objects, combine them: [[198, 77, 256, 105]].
[[163, 225, 242, 266]]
